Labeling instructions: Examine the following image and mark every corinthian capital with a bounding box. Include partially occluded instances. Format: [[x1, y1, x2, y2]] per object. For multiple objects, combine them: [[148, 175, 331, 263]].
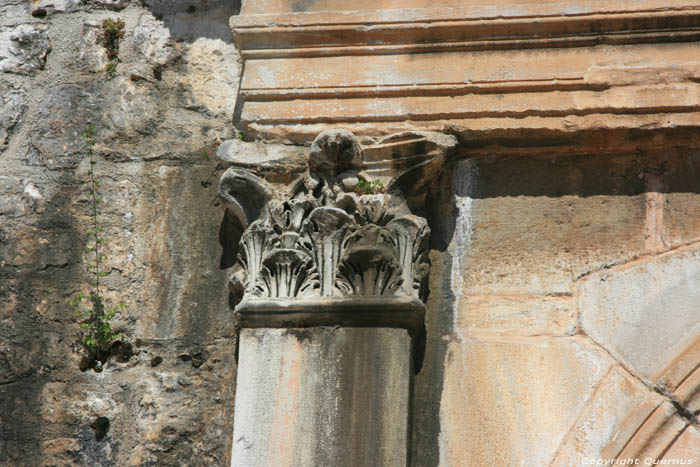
[[218, 130, 456, 331]]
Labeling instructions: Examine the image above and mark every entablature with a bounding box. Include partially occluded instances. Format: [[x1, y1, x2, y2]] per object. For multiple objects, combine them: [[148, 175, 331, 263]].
[[231, 0, 700, 144]]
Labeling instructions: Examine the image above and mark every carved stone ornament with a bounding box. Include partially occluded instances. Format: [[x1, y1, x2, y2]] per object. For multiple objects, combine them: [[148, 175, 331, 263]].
[[218, 130, 451, 331]]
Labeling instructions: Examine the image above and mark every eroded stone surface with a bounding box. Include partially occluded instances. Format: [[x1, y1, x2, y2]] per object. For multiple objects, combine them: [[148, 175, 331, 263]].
[[615, 403, 688, 460], [33, 0, 82, 15], [579, 244, 700, 383], [663, 149, 700, 247], [454, 152, 651, 296], [216, 138, 307, 173], [232, 327, 411, 467], [94, 0, 131, 10], [437, 337, 611, 467], [550, 367, 663, 466], [132, 13, 179, 68], [0, 24, 50, 74], [2, 0, 700, 465], [662, 426, 700, 464], [0, 2, 241, 464], [0, 0, 29, 21], [455, 294, 577, 337], [0, 82, 25, 152]]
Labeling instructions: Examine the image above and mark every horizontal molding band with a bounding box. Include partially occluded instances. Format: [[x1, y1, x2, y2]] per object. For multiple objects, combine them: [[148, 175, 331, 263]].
[[241, 114, 700, 143], [240, 79, 592, 101], [236, 297, 426, 333], [239, 43, 700, 92], [232, 2, 700, 57], [242, 106, 700, 126], [240, 83, 700, 125], [237, 29, 700, 59], [232, 1, 700, 142], [233, 1, 700, 28]]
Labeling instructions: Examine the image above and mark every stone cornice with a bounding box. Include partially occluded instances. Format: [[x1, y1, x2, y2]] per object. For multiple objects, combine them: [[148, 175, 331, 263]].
[[237, 0, 700, 18], [232, 1, 700, 59], [230, 1, 700, 143]]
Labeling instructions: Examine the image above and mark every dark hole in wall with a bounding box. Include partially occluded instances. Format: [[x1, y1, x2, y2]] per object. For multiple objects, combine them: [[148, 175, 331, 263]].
[[91, 417, 110, 441]]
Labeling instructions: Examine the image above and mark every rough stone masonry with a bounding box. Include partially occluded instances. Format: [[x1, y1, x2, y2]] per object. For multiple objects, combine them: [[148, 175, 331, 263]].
[[1, 0, 700, 465]]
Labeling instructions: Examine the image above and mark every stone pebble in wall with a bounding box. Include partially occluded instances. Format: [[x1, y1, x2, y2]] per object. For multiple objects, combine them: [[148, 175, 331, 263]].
[[0, 24, 50, 75], [1, 0, 30, 19]]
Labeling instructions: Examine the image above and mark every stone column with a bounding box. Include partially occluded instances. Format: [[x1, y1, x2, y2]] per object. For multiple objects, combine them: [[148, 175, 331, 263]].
[[219, 130, 452, 467], [231, 326, 412, 467]]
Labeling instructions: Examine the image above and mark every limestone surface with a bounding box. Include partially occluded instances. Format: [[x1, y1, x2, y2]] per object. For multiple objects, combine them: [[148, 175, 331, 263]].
[[0, 1, 241, 464], [1, 0, 700, 465], [232, 328, 411, 467]]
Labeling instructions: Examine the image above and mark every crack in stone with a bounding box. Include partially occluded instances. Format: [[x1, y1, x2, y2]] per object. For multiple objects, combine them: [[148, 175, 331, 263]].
[[572, 240, 700, 432], [572, 237, 700, 284], [580, 329, 700, 429], [654, 385, 700, 426]]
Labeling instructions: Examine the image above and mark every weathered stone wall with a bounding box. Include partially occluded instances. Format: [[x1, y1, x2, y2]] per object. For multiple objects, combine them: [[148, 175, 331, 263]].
[[412, 148, 700, 466], [0, 1, 244, 464]]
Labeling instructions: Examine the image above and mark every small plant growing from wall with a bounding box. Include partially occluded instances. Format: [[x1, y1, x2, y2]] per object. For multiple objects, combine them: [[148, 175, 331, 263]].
[[101, 18, 125, 77], [354, 179, 387, 195], [70, 124, 126, 372], [200, 138, 221, 161], [105, 61, 117, 77]]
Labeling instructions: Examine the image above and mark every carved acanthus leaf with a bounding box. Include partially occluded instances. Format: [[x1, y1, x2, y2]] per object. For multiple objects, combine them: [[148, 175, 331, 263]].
[[336, 224, 402, 297]]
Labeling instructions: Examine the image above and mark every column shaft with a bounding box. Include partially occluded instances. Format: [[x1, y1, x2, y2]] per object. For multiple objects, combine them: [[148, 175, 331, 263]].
[[231, 327, 412, 467]]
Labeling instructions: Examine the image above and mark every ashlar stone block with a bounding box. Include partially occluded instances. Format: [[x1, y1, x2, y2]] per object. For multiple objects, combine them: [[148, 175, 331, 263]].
[[438, 336, 611, 467], [579, 244, 700, 383]]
